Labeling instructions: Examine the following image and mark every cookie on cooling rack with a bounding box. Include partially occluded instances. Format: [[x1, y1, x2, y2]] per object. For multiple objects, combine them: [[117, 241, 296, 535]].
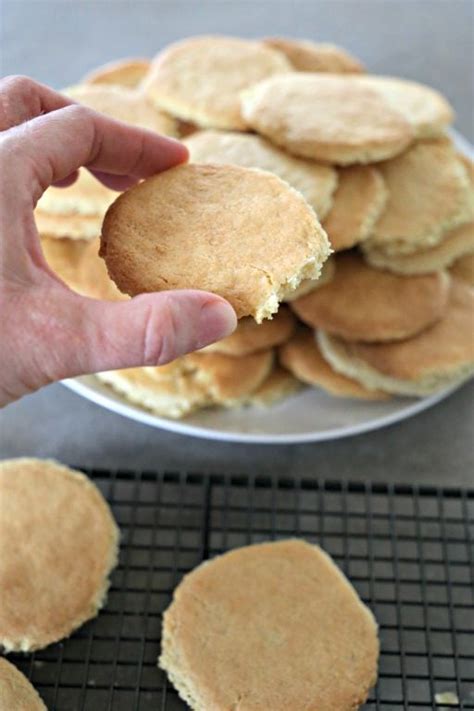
[[0, 658, 47, 711], [0, 458, 119, 652], [159, 539, 379, 711]]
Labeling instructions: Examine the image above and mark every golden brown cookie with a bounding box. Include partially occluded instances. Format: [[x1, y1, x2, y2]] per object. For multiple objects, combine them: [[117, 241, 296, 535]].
[[82, 57, 151, 88], [41, 236, 126, 300], [283, 256, 336, 301], [317, 281, 474, 396], [143, 35, 291, 130], [0, 458, 119, 652], [450, 252, 474, 286], [323, 166, 387, 251], [184, 129, 338, 219], [263, 38, 365, 73], [366, 139, 473, 255], [160, 539, 379, 711], [100, 163, 331, 322], [65, 83, 176, 135], [241, 73, 413, 164], [363, 222, 474, 275], [291, 252, 450, 342], [280, 330, 388, 399], [354, 75, 454, 137], [202, 306, 295, 356], [246, 365, 302, 406], [0, 658, 47, 711]]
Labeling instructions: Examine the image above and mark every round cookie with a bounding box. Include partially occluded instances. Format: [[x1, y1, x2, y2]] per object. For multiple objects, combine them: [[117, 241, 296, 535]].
[[0, 458, 119, 652], [35, 210, 103, 241], [283, 256, 335, 302], [366, 139, 473, 255], [241, 73, 413, 164], [82, 57, 151, 88], [246, 365, 301, 406], [66, 84, 176, 135], [263, 38, 365, 73], [143, 35, 291, 130], [450, 252, 474, 286], [159, 539, 379, 711], [0, 658, 47, 711], [354, 75, 454, 137], [202, 307, 295, 356], [185, 129, 338, 219], [100, 163, 331, 322], [291, 252, 450, 342], [41, 236, 126, 300], [280, 330, 388, 400], [37, 168, 117, 218], [317, 281, 474, 396], [363, 222, 474, 275], [322, 166, 387, 251]]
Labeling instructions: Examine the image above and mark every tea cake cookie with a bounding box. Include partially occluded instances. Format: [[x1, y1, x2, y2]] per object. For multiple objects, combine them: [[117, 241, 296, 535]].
[[323, 166, 387, 251], [367, 139, 473, 255], [0, 658, 47, 711], [280, 330, 388, 400], [42, 236, 126, 300], [65, 84, 176, 135], [82, 57, 151, 88], [263, 38, 365, 73], [355, 75, 454, 137], [160, 539, 379, 711], [241, 73, 413, 164], [246, 365, 301, 406], [185, 129, 338, 218], [37, 168, 116, 218], [0, 458, 119, 652], [100, 164, 331, 322], [317, 281, 474, 396], [450, 252, 474, 286], [143, 35, 291, 130], [291, 252, 450, 342], [35, 209, 103, 241], [202, 306, 295, 356], [283, 256, 335, 301], [363, 222, 474, 275]]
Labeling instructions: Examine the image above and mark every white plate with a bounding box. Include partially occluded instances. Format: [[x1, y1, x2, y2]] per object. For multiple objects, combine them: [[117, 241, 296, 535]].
[[62, 130, 473, 444]]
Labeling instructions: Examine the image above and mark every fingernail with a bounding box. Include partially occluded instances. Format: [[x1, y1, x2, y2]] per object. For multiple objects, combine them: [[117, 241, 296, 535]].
[[196, 300, 237, 349]]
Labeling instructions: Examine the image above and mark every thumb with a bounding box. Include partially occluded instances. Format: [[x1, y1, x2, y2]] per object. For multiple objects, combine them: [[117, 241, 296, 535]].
[[48, 289, 237, 380]]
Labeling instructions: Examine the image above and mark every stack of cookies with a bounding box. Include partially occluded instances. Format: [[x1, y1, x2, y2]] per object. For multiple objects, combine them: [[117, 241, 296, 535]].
[[38, 35, 474, 418]]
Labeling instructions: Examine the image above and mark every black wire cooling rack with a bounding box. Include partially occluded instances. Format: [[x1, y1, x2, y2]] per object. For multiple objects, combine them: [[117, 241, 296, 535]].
[[8, 470, 474, 711]]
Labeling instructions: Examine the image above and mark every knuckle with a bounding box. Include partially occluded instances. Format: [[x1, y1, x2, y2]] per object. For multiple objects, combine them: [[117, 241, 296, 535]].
[[141, 295, 177, 366], [1, 74, 35, 95]]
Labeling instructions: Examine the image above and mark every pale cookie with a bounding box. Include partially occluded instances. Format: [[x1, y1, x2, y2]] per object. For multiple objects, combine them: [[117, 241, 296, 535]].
[[185, 129, 338, 219], [66, 83, 176, 135], [263, 38, 365, 73], [143, 35, 291, 130], [317, 281, 474, 396], [322, 166, 387, 251], [450, 252, 474, 286], [0, 658, 47, 711], [42, 236, 126, 300], [35, 209, 103, 241], [367, 139, 473, 255], [100, 164, 331, 322], [97, 349, 273, 417], [283, 256, 335, 301], [354, 75, 454, 137], [0, 458, 119, 652], [37, 168, 116, 218], [202, 306, 295, 356], [82, 57, 151, 88], [245, 365, 302, 406], [241, 73, 413, 164], [291, 252, 450, 342], [159, 539, 379, 711], [280, 330, 389, 400], [363, 222, 474, 275]]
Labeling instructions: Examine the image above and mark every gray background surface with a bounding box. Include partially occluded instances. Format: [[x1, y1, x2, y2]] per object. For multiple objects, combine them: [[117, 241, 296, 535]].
[[1, 0, 473, 485]]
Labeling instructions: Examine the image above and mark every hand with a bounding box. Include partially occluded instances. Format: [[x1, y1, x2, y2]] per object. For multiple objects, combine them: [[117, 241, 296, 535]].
[[0, 76, 237, 407]]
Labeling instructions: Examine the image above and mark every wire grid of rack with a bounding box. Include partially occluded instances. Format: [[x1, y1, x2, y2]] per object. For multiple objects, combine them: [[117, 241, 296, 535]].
[[8, 469, 474, 710]]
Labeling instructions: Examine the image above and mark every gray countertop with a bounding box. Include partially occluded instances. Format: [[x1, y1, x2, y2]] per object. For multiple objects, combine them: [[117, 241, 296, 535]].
[[1, 0, 473, 486]]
